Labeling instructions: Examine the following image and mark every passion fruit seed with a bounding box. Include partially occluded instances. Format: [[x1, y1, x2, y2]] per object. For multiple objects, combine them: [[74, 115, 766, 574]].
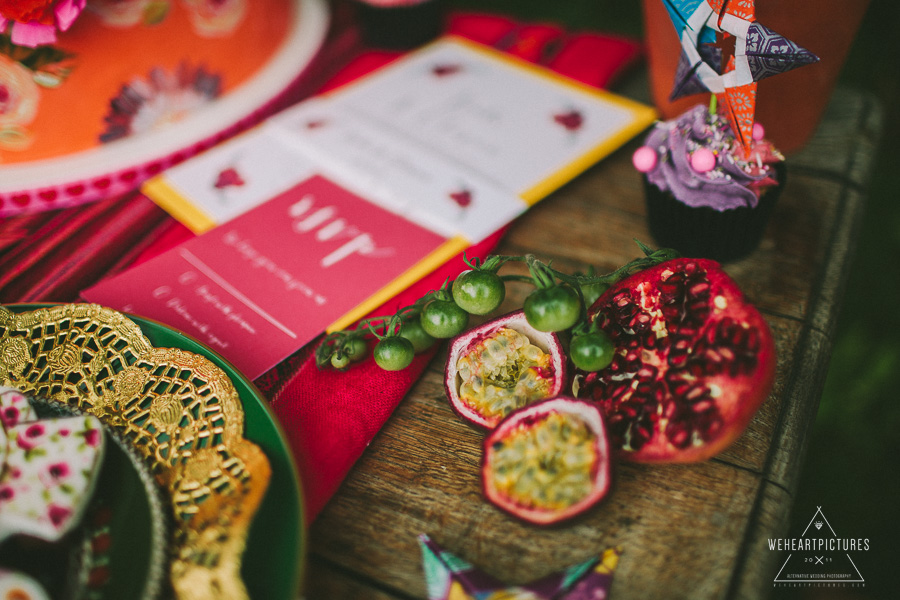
[[488, 412, 597, 512], [445, 310, 566, 430], [456, 327, 554, 421]]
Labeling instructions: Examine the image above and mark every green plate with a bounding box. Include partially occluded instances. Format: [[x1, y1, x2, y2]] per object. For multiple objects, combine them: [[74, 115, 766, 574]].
[[5, 305, 305, 600], [129, 313, 306, 600]]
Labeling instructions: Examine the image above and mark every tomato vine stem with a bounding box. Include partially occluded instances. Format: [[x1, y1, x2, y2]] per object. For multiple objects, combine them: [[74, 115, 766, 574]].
[[315, 240, 678, 370]]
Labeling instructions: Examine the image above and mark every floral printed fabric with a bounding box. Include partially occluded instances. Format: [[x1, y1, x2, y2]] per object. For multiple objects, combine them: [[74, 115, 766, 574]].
[[0, 386, 105, 543]]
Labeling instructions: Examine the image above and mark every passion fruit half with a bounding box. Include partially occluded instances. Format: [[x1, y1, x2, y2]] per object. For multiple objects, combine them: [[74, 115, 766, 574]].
[[444, 310, 566, 430], [482, 396, 612, 525]]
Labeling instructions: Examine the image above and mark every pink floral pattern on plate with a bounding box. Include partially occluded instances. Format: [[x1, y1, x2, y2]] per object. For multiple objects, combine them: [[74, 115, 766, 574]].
[[0, 386, 105, 543]]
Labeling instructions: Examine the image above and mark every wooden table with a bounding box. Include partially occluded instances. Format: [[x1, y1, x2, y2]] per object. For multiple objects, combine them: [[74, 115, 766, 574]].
[[302, 85, 882, 599]]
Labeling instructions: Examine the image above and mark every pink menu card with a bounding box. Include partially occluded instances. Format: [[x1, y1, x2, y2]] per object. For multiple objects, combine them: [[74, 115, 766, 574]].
[[83, 175, 449, 379]]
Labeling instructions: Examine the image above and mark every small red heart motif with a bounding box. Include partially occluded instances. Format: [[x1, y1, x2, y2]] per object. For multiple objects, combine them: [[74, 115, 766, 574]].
[[449, 189, 472, 208], [39, 189, 58, 202], [432, 64, 462, 77], [215, 168, 245, 189], [553, 110, 584, 132]]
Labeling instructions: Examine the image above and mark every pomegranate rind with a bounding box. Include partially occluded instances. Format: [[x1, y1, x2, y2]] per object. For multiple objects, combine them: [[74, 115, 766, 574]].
[[444, 310, 566, 430], [581, 258, 776, 463], [481, 396, 612, 526]]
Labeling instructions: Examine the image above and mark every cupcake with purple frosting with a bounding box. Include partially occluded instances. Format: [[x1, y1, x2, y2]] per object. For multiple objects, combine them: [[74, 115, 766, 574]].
[[633, 103, 785, 262]]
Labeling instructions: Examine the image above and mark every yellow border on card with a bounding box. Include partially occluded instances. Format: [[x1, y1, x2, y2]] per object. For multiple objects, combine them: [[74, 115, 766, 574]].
[[519, 106, 656, 204], [144, 177, 217, 234], [445, 37, 657, 205], [325, 235, 469, 333], [320, 36, 657, 206]]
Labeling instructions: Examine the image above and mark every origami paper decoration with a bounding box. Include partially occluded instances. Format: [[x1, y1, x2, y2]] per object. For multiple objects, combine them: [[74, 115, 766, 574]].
[[419, 534, 621, 600], [663, 0, 818, 150]]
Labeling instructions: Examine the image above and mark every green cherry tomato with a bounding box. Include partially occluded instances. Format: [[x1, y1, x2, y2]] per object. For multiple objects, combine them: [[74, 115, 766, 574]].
[[523, 285, 582, 332], [579, 281, 610, 309], [344, 337, 368, 362], [399, 318, 437, 353], [330, 352, 351, 369], [451, 270, 506, 315], [420, 299, 469, 339], [569, 330, 615, 372], [373, 336, 415, 371]]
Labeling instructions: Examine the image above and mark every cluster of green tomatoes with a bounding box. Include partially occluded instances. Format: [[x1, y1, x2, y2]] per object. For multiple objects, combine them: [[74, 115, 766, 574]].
[[315, 242, 678, 373]]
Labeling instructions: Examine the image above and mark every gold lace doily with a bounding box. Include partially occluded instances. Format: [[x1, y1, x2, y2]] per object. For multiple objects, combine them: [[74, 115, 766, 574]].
[[0, 304, 271, 600]]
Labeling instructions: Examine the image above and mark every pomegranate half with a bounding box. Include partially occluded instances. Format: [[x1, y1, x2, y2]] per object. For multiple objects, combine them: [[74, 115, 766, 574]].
[[482, 396, 612, 525], [578, 258, 776, 462], [445, 310, 566, 430]]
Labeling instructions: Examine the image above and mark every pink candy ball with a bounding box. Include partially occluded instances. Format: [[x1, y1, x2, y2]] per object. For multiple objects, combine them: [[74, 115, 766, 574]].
[[752, 122, 765, 141], [632, 146, 657, 173], [690, 147, 716, 173]]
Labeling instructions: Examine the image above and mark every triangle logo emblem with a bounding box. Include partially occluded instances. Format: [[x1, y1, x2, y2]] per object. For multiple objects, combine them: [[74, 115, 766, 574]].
[[771, 506, 867, 585]]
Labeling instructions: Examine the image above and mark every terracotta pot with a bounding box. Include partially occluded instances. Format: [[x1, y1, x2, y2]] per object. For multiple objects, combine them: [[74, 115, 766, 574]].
[[641, 0, 870, 154]]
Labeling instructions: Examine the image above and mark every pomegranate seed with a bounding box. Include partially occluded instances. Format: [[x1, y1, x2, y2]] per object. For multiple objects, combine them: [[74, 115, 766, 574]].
[[666, 424, 691, 449], [579, 258, 774, 462]]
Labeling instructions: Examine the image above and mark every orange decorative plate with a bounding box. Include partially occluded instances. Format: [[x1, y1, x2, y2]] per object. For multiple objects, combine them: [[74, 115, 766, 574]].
[[0, 0, 328, 217]]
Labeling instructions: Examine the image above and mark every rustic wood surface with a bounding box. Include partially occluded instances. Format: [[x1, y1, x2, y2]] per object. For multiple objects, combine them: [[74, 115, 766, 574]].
[[302, 86, 882, 600]]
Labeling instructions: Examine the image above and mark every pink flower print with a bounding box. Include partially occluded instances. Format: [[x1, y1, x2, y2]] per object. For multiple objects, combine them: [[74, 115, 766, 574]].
[[1, 405, 21, 428], [40, 460, 72, 488], [48, 504, 72, 528], [0, 54, 40, 150], [83, 427, 101, 447], [0, 485, 14, 501], [48, 462, 70, 480], [100, 63, 222, 143], [16, 422, 45, 449], [0, 0, 86, 48]]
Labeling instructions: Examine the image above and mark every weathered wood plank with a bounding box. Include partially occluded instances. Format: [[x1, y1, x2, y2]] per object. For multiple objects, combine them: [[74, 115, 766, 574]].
[[731, 481, 795, 600], [305, 556, 407, 600]]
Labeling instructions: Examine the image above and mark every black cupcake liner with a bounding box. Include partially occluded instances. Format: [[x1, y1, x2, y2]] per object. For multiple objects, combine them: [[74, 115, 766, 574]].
[[644, 162, 786, 262]]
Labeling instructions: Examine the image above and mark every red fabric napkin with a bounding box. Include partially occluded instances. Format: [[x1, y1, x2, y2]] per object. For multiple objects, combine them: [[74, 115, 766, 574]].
[[0, 10, 642, 524]]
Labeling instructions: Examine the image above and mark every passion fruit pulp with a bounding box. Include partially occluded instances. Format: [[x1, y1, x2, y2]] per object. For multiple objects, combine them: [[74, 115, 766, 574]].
[[444, 310, 566, 430], [482, 396, 612, 525]]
